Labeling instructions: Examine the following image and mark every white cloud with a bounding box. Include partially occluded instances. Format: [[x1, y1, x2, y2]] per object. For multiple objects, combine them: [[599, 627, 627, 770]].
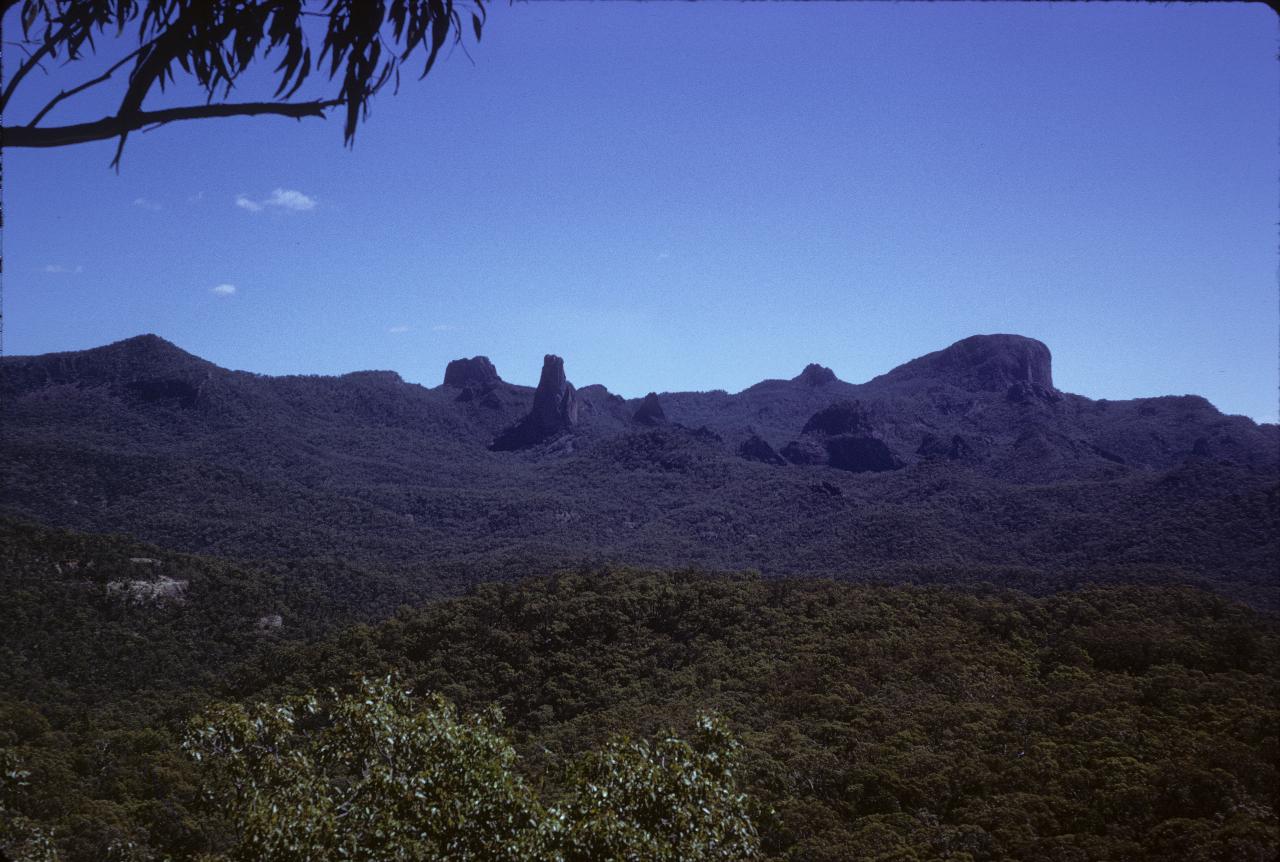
[[658, 251, 671, 260], [133, 197, 162, 211], [211, 283, 237, 296], [388, 325, 411, 334], [187, 191, 205, 204], [431, 324, 455, 332], [236, 188, 317, 212], [43, 264, 83, 274], [265, 188, 317, 211]]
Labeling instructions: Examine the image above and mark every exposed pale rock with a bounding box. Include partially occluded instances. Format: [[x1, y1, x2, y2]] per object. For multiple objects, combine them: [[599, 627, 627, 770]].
[[106, 576, 188, 605]]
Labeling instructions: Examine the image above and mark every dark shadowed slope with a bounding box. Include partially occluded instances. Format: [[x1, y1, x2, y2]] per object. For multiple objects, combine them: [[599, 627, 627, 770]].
[[2, 333, 1276, 605]]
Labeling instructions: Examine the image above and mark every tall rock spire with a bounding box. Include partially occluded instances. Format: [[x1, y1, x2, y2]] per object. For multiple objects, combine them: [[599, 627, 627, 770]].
[[490, 355, 579, 450]]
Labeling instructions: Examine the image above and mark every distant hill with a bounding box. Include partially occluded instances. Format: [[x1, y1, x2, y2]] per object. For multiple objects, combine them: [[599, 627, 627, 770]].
[[2, 333, 1276, 605]]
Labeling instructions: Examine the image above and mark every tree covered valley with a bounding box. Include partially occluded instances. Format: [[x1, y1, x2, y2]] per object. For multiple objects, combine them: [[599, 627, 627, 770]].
[[1, 333, 1277, 860]]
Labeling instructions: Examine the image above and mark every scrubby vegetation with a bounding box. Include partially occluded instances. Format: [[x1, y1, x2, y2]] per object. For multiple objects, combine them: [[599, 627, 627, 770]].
[[185, 678, 759, 862], [2, 523, 1275, 860]]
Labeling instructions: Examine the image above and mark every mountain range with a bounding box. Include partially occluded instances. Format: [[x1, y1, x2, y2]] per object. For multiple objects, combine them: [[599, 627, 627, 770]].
[[2, 332, 1276, 606]]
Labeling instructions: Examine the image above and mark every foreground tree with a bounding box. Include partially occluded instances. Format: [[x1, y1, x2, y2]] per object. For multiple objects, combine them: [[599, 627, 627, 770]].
[[1, 0, 485, 165], [183, 677, 760, 862]]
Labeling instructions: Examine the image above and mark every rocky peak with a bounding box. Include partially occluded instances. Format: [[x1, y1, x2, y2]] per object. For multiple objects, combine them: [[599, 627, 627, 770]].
[[794, 363, 837, 386], [633, 392, 667, 426], [115, 333, 177, 353], [94, 334, 208, 374], [876, 334, 1057, 396], [490, 354, 579, 450], [1, 334, 215, 402], [530, 355, 578, 428], [91, 334, 206, 373], [443, 356, 501, 388]]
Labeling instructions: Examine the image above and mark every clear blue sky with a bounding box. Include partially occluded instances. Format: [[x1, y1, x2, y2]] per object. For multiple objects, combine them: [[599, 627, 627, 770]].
[[5, 3, 1277, 422]]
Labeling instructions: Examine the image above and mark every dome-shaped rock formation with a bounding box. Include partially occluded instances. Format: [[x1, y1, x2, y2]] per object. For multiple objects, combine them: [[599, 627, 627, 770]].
[[789, 400, 904, 473], [443, 356, 501, 388], [875, 334, 1058, 398], [780, 438, 827, 465]]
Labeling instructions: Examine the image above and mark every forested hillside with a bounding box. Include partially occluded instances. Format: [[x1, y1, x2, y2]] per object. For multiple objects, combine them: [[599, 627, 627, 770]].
[[3, 334, 1277, 607], [3, 333, 1277, 860], [1, 522, 1275, 861], [5, 2, 1274, 858]]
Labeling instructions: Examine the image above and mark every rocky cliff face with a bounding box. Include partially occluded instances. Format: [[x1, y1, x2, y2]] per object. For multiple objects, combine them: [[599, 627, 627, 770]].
[[872, 334, 1058, 398], [490, 355, 579, 450], [801, 401, 875, 437], [443, 356, 501, 389], [530, 355, 579, 428], [633, 392, 667, 426], [784, 400, 903, 472], [444, 356, 504, 407], [738, 433, 787, 466]]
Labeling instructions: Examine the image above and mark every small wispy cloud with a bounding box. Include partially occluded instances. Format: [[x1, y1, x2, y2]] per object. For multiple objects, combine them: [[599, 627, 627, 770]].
[[43, 264, 84, 274], [265, 188, 317, 211], [657, 251, 671, 260], [133, 197, 162, 211], [236, 188, 317, 213], [388, 325, 411, 334], [431, 324, 455, 332], [211, 283, 237, 296], [187, 191, 205, 204]]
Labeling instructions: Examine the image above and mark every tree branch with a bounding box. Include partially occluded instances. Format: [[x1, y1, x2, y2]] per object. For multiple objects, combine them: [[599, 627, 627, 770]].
[[2, 99, 340, 149], [0, 36, 56, 111], [107, 1, 288, 167], [28, 48, 143, 127]]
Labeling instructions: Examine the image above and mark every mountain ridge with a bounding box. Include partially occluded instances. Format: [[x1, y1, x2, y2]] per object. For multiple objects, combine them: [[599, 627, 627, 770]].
[[3, 332, 1276, 607], [4, 331, 1271, 427]]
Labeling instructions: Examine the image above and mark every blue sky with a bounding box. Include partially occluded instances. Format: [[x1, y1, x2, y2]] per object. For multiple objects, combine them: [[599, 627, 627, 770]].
[[4, 3, 1277, 422]]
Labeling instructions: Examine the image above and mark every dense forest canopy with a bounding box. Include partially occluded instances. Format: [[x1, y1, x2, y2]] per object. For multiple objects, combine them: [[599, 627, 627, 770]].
[[1, 521, 1275, 860], [2, 337, 1276, 859]]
